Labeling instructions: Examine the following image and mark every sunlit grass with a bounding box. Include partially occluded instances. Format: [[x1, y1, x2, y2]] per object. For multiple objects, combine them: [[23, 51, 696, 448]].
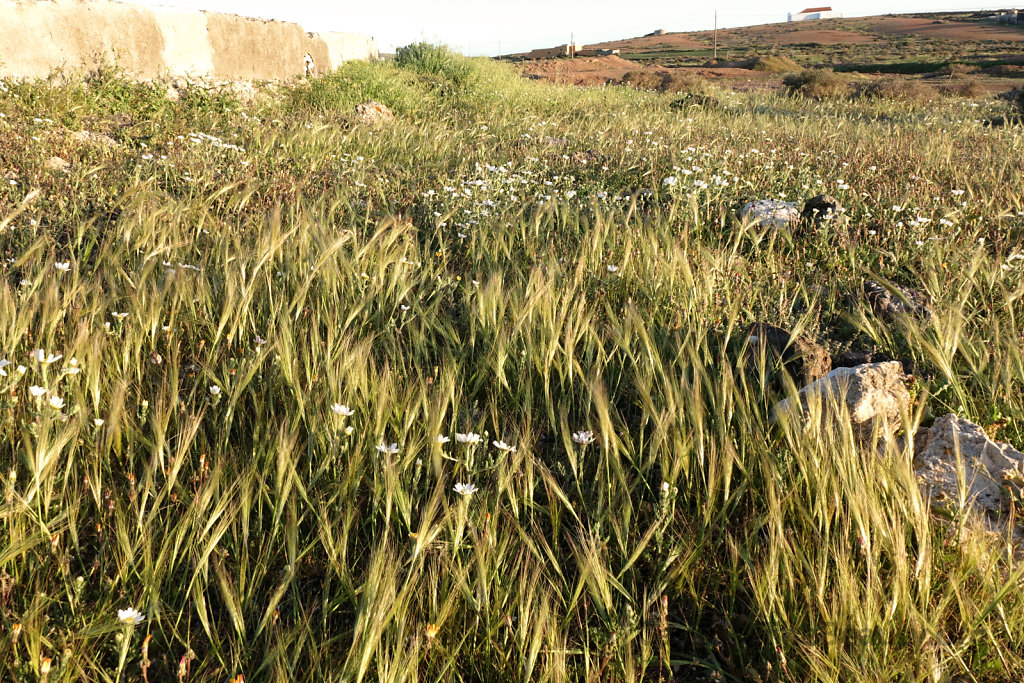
[[0, 53, 1022, 681]]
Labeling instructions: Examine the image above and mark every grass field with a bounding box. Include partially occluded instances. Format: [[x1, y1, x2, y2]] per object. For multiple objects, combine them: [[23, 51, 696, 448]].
[[1, 47, 1023, 681]]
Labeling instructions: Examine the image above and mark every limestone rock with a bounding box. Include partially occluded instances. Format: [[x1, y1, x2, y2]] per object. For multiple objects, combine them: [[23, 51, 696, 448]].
[[773, 361, 910, 441], [739, 199, 800, 229], [746, 322, 831, 385], [71, 130, 119, 148], [915, 414, 1024, 515], [863, 280, 932, 321], [44, 156, 70, 172], [353, 100, 394, 126], [540, 136, 568, 147]]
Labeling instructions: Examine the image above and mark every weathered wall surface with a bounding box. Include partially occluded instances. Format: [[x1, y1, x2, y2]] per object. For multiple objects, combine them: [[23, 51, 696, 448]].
[[320, 32, 379, 66], [0, 0, 377, 80]]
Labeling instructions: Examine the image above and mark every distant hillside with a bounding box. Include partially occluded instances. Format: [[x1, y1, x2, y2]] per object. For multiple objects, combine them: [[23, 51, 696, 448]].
[[580, 12, 1024, 73]]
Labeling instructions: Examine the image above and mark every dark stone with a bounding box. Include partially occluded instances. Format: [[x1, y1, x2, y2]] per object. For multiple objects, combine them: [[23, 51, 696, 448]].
[[570, 149, 609, 166], [983, 115, 1022, 127], [745, 323, 832, 385], [834, 349, 915, 376], [801, 194, 842, 223], [669, 93, 720, 109], [863, 280, 932, 321]]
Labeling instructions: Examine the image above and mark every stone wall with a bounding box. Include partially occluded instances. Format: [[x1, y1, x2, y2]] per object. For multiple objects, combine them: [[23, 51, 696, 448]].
[[0, 0, 378, 80]]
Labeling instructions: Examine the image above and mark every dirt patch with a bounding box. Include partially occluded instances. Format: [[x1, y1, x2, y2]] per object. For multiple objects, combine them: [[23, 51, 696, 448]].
[[584, 14, 1024, 56], [764, 30, 875, 45], [586, 34, 708, 51], [518, 56, 643, 86], [519, 56, 784, 90], [869, 17, 1024, 42]]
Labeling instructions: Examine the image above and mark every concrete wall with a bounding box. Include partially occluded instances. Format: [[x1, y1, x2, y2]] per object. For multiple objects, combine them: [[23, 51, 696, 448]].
[[0, 0, 377, 80], [320, 32, 379, 66]]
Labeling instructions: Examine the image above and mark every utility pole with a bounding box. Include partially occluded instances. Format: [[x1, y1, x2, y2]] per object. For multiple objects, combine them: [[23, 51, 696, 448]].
[[714, 12, 718, 60], [570, 32, 575, 58]]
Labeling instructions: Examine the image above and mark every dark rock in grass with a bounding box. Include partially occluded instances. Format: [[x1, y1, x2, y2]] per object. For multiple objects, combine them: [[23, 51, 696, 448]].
[[801, 194, 842, 224], [834, 349, 915, 377], [983, 115, 1023, 128], [669, 93, 720, 109], [570, 149, 609, 166], [745, 322, 832, 385], [863, 280, 932, 321], [624, 188, 655, 211]]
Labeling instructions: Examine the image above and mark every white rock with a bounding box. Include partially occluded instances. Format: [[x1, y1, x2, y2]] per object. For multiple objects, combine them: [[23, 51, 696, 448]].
[[915, 413, 1024, 515], [44, 156, 69, 172], [71, 130, 119, 148], [740, 199, 801, 229], [773, 361, 910, 441]]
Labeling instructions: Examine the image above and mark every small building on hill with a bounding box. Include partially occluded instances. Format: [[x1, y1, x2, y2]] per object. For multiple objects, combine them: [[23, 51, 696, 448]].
[[525, 43, 582, 59], [788, 6, 842, 21], [996, 9, 1022, 24]]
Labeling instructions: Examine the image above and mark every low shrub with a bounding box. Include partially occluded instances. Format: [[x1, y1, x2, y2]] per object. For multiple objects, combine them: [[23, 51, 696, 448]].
[[937, 62, 980, 78], [395, 42, 474, 86], [1010, 86, 1024, 114], [855, 77, 937, 103], [623, 70, 708, 94], [660, 71, 708, 94], [939, 79, 987, 98], [621, 70, 664, 91], [982, 64, 1024, 78], [287, 60, 425, 115], [750, 55, 801, 73], [783, 69, 851, 99]]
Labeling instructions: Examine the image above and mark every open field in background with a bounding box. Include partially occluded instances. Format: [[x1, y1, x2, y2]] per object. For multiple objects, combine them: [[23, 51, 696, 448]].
[[515, 12, 1024, 92], [0, 46, 1023, 681]]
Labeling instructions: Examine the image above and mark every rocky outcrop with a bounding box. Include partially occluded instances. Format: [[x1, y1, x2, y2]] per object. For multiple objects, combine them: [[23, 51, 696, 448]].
[[915, 414, 1024, 515], [353, 101, 394, 126], [863, 280, 932, 321], [739, 199, 801, 229], [773, 361, 910, 441]]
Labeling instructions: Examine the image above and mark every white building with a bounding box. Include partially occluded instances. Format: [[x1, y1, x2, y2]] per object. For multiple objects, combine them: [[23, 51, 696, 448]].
[[788, 6, 843, 21]]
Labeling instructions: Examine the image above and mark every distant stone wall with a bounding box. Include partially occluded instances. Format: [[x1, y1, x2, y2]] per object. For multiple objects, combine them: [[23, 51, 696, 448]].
[[0, 0, 378, 80]]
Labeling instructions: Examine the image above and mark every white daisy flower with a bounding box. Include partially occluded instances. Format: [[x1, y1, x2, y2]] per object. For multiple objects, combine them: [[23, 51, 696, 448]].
[[453, 482, 478, 496]]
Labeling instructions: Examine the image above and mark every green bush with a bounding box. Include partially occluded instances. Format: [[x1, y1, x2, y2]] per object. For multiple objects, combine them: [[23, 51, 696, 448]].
[[783, 69, 851, 99], [287, 60, 426, 115], [750, 55, 801, 73], [395, 42, 474, 86]]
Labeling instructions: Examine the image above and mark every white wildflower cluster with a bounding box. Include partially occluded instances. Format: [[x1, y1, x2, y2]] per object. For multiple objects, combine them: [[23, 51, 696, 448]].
[[187, 131, 245, 153]]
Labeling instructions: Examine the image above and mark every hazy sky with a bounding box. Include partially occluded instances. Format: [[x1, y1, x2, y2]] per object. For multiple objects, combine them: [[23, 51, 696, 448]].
[[120, 1, 1005, 55]]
